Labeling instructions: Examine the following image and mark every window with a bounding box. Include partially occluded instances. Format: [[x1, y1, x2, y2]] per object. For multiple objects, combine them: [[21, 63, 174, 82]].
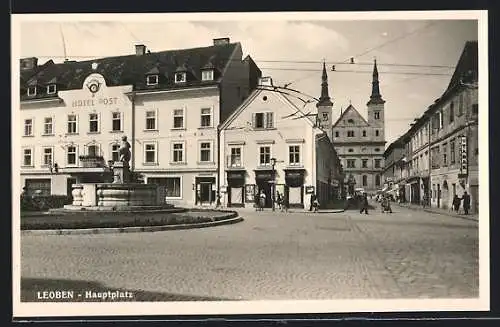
[[175, 72, 186, 83], [472, 104, 478, 114], [374, 159, 381, 168], [172, 143, 184, 163], [87, 145, 99, 157], [346, 159, 355, 168], [144, 143, 157, 164], [67, 146, 77, 165], [374, 111, 380, 119], [111, 144, 120, 162], [145, 110, 156, 130], [202, 70, 214, 81], [67, 115, 78, 134], [362, 130, 366, 137], [375, 175, 381, 186], [335, 131, 339, 137], [146, 75, 158, 86], [43, 117, 53, 135], [374, 148, 380, 152], [362, 175, 368, 186], [24, 119, 33, 136], [375, 130, 379, 137], [458, 94, 464, 116], [230, 147, 242, 167], [89, 113, 99, 133], [41, 147, 53, 166], [173, 109, 184, 129], [24, 179, 51, 196], [112, 112, 122, 131], [449, 102, 455, 123], [347, 119, 354, 124], [165, 178, 181, 198], [348, 148, 353, 153], [362, 159, 368, 168], [200, 108, 212, 127], [254, 112, 274, 129], [347, 130, 355, 137], [200, 142, 212, 162], [259, 146, 271, 165], [439, 111, 443, 130], [23, 148, 33, 166], [47, 84, 56, 94], [27, 87, 36, 96], [450, 139, 456, 164], [442, 143, 447, 166], [289, 145, 300, 165]]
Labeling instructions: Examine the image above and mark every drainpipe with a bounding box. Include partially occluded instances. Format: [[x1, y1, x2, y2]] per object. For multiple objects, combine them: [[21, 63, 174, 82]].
[[130, 91, 136, 173], [216, 83, 222, 207]]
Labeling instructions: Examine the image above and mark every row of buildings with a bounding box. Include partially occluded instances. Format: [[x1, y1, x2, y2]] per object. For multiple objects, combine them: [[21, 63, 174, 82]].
[[19, 38, 376, 209], [383, 41, 479, 214]]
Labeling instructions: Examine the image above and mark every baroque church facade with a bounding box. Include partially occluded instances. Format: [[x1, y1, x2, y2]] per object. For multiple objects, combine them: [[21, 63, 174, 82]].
[[330, 60, 387, 194]]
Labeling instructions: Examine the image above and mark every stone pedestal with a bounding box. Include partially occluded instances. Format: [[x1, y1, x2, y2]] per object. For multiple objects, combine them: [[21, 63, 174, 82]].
[[112, 161, 130, 184]]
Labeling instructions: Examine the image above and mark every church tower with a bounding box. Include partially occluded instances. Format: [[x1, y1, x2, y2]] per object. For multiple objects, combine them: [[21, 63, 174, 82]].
[[366, 59, 386, 142], [316, 61, 334, 140]]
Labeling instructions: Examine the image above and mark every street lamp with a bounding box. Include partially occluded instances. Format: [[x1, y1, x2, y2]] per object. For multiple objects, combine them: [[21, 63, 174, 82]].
[[270, 157, 276, 211]]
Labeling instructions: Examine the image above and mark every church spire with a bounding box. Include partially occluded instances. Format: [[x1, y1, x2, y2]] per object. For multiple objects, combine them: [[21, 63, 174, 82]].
[[367, 59, 385, 105], [317, 61, 333, 107]]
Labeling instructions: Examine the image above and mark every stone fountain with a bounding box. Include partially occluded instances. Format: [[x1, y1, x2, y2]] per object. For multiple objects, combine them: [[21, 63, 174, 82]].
[[64, 136, 172, 211]]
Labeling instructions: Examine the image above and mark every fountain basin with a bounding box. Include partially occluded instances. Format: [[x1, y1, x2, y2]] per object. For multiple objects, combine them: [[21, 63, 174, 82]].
[[65, 183, 167, 211]]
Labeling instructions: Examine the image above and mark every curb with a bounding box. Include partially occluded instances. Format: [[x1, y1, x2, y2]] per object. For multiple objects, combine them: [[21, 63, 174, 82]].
[[396, 204, 478, 222], [21, 216, 244, 236], [289, 209, 345, 214]]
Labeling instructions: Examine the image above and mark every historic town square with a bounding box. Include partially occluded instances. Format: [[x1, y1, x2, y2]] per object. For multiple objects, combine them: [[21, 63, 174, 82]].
[[14, 12, 486, 315]]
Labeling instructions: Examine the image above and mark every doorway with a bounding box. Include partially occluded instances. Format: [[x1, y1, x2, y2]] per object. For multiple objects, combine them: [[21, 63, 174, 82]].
[[67, 178, 77, 200], [437, 184, 441, 208], [256, 181, 272, 208], [195, 177, 216, 205]]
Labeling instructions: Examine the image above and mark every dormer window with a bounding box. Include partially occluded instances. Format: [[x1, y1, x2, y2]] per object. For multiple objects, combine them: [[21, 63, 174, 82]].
[[202, 69, 214, 81], [27, 87, 37, 96], [146, 75, 158, 86], [47, 84, 57, 94], [175, 72, 186, 83]]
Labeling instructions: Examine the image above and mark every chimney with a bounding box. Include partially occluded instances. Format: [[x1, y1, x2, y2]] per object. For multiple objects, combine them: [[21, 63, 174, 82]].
[[258, 76, 273, 87], [135, 44, 147, 56], [20, 57, 38, 70], [213, 38, 230, 46]]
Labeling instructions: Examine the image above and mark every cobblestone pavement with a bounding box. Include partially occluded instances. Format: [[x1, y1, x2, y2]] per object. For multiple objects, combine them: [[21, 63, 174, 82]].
[[21, 204, 479, 301]]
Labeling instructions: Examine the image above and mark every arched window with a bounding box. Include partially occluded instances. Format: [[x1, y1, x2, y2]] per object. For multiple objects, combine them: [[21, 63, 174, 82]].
[[362, 130, 366, 137]]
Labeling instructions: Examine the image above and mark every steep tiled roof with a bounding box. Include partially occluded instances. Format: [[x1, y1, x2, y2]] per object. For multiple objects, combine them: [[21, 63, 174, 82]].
[[20, 42, 240, 101], [444, 40, 478, 95]]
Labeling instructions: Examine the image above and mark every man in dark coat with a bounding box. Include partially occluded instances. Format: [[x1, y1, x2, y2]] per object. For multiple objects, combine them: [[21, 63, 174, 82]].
[[461, 191, 471, 215], [309, 192, 317, 211], [359, 193, 369, 214]]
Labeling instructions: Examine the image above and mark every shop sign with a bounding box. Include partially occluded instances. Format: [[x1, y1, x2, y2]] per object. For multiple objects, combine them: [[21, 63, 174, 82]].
[[305, 186, 315, 194], [460, 135, 468, 175]]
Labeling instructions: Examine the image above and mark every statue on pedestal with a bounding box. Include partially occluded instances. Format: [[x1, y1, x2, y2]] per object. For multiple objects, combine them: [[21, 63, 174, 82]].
[[119, 136, 131, 164]]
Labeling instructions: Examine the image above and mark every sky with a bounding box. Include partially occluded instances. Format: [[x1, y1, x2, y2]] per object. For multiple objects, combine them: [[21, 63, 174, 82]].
[[17, 15, 479, 145]]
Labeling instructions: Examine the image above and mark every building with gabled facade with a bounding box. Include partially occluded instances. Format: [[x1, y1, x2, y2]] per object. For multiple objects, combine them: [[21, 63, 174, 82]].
[[19, 38, 262, 207], [219, 76, 343, 209], [331, 60, 386, 194]]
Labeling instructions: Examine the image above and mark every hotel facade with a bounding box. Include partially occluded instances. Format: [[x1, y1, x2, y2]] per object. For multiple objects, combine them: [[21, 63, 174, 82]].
[[19, 38, 262, 207]]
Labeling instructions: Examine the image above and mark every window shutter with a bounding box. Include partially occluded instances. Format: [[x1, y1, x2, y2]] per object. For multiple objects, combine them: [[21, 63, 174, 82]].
[[252, 113, 256, 128], [266, 112, 274, 128]]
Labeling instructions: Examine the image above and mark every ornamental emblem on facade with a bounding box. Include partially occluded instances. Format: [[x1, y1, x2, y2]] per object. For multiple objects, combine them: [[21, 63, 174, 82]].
[[86, 79, 101, 96]]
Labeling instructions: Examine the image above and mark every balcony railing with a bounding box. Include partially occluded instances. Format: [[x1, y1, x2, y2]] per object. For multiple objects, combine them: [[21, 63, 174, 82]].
[[79, 155, 106, 168]]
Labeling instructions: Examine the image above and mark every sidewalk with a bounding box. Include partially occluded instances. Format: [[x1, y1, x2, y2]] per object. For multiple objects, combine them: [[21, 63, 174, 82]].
[[395, 202, 479, 222]]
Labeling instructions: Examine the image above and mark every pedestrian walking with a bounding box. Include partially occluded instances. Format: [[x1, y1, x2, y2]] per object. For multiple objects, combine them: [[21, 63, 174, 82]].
[[360, 192, 369, 214], [461, 191, 471, 215], [309, 192, 317, 211], [281, 192, 289, 213], [313, 198, 320, 212], [259, 190, 266, 211], [452, 194, 461, 213], [276, 191, 283, 211]]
